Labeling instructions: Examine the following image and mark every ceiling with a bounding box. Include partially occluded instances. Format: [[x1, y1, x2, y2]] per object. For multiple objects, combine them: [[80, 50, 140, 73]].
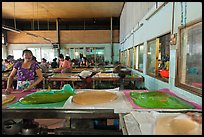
[[2, 2, 124, 21]]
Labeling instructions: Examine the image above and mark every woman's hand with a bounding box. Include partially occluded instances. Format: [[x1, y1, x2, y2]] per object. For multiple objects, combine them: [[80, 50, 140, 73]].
[[53, 69, 58, 73], [22, 86, 33, 92]]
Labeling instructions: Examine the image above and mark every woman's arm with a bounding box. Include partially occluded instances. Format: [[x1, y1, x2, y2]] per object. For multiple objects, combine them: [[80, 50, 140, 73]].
[[86, 61, 89, 67], [6, 68, 17, 89], [22, 69, 43, 92], [5, 68, 17, 94], [53, 61, 68, 72]]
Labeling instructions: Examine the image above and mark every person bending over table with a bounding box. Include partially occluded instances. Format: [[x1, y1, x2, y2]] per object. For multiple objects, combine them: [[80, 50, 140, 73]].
[[5, 49, 43, 93], [53, 54, 72, 73]]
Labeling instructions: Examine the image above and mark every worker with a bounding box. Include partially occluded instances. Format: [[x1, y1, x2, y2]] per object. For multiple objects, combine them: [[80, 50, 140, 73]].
[[53, 54, 72, 73], [5, 49, 43, 93], [80, 56, 89, 67]]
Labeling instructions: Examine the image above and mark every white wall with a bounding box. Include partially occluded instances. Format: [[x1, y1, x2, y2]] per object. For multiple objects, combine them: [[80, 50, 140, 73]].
[[120, 2, 202, 104]]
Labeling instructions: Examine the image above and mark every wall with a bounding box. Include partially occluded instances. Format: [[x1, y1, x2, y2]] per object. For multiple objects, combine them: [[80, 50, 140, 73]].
[[60, 30, 119, 44], [120, 2, 155, 42], [7, 30, 119, 44], [6, 30, 120, 63], [120, 2, 202, 104]]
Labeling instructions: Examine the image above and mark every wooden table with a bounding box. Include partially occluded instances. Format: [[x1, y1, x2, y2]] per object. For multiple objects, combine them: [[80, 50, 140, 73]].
[[46, 73, 144, 89]]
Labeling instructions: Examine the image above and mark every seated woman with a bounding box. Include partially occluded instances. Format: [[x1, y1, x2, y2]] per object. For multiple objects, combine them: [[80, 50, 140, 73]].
[[39, 58, 49, 73], [5, 49, 43, 93], [80, 57, 89, 67], [53, 54, 72, 73]]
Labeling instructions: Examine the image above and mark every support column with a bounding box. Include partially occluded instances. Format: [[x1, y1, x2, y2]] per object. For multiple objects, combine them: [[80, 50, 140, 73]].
[[56, 18, 60, 56], [110, 17, 114, 64]]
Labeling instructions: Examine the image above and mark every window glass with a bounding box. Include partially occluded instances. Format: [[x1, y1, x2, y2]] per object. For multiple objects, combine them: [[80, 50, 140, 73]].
[[86, 47, 95, 63], [136, 44, 144, 72], [2, 33, 5, 44], [179, 22, 202, 91], [130, 48, 134, 68], [13, 49, 23, 60], [95, 48, 104, 64], [124, 50, 127, 66], [147, 39, 157, 76], [158, 33, 170, 80], [41, 48, 55, 63], [70, 48, 75, 59], [138, 45, 144, 71], [28, 48, 41, 62]]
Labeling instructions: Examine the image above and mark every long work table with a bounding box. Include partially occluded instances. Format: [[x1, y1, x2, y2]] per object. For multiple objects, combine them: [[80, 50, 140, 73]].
[[46, 72, 144, 89], [2, 88, 202, 135]]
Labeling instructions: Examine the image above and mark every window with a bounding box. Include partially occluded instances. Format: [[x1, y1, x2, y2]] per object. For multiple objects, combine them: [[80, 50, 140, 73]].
[[176, 21, 202, 96], [147, 39, 157, 76], [86, 47, 95, 64], [138, 44, 144, 72], [95, 48, 104, 64], [41, 48, 55, 63], [127, 48, 131, 67], [120, 50, 123, 65], [124, 50, 127, 66], [85, 47, 105, 64], [69, 48, 75, 59], [146, 33, 170, 82], [2, 33, 5, 44], [130, 48, 134, 68], [13, 49, 23, 60], [28, 48, 41, 62], [134, 43, 144, 72]]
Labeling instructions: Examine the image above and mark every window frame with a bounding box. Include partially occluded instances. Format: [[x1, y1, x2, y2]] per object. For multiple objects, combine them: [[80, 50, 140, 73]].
[[175, 19, 202, 96], [146, 32, 171, 83]]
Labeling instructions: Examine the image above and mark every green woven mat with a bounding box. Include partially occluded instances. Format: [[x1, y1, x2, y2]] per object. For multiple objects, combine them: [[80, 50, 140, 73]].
[[129, 91, 195, 109], [8, 84, 75, 108]]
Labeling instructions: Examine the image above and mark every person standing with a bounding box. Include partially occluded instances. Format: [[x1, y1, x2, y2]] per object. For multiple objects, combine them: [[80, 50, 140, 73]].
[[5, 49, 43, 93]]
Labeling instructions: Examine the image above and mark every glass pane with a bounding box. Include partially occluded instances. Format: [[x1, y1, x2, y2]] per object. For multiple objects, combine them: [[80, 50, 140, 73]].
[[28, 48, 41, 62], [180, 22, 202, 90], [147, 39, 156, 76], [2, 36, 4, 44], [41, 48, 55, 63], [13, 49, 23, 60], [86, 47, 95, 64], [70, 48, 75, 59], [95, 48, 104, 64], [158, 33, 170, 79], [124, 50, 127, 66], [138, 44, 144, 71], [130, 48, 134, 68], [75, 48, 80, 60]]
